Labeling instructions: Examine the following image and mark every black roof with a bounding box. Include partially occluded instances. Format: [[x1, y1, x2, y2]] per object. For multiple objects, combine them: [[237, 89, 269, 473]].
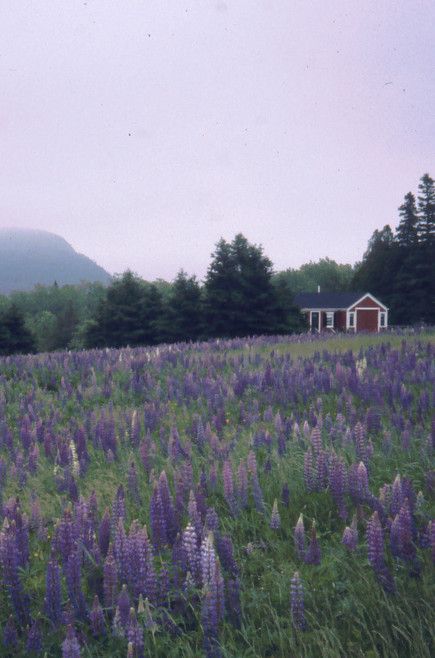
[[294, 291, 367, 309]]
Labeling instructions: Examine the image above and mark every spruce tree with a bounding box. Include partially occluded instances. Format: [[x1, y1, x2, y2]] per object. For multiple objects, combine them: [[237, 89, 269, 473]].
[[164, 271, 203, 343], [417, 173, 435, 243], [396, 192, 419, 247], [204, 234, 283, 338]]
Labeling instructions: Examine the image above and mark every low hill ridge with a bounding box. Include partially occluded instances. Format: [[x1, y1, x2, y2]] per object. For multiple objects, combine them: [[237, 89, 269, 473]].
[[0, 228, 111, 293]]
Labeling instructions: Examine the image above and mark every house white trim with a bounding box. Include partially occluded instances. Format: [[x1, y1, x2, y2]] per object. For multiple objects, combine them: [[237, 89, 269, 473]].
[[347, 293, 388, 311]]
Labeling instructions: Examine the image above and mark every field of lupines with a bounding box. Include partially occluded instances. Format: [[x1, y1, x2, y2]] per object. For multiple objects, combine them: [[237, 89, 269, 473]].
[[0, 331, 434, 658]]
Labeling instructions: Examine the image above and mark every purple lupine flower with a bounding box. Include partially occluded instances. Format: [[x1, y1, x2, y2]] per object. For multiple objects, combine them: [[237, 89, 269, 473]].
[[356, 461, 370, 502], [216, 535, 239, 577], [366, 511, 395, 592], [251, 473, 265, 513], [270, 499, 281, 530], [316, 450, 328, 491], [158, 471, 177, 543], [143, 527, 158, 606], [150, 484, 168, 551], [90, 594, 105, 636], [281, 483, 290, 507], [3, 615, 18, 650], [353, 422, 367, 463], [247, 450, 257, 477], [103, 543, 118, 610], [415, 491, 426, 515], [0, 519, 30, 624], [26, 619, 42, 654], [44, 557, 63, 626], [182, 522, 200, 585], [14, 509, 30, 568], [209, 462, 218, 491], [65, 548, 87, 621], [397, 499, 416, 564], [127, 608, 144, 658], [390, 474, 402, 516], [389, 514, 401, 559], [294, 514, 305, 560], [114, 518, 129, 584], [117, 584, 131, 630], [223, 460, 238, 516], [310, 427, 322, 456], [98, 508, 111, 558], [201, 556, 225, 658], [55, 508, 75, 566], [342, 516, 358, 551], [61, 625, 81, 658], [367, 511, 384, 570], [303, 449, 315, 492], [188, 490, 202, 541], [378, 484, 392, 514], [236, 461, 248, 510], [205, 508, 220, 534], [201, 532, 216, 587], [305, 523, 321, 565], [112, 606, 124, 639], [127, 461, 141, 505], [111, 486, 126, 532], [290, 571, 307, 630]]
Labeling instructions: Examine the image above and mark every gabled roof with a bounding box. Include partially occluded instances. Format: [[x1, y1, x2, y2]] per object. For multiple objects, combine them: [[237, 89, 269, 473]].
[[294, 291, 367, 309]]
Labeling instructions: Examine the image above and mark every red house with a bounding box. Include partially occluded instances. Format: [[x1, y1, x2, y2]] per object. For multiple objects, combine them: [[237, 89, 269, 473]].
[[294, 291, 388, 333]]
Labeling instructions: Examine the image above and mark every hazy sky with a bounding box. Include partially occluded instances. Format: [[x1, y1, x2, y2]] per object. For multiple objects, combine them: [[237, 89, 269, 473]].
[[1, 1, 434, 280]]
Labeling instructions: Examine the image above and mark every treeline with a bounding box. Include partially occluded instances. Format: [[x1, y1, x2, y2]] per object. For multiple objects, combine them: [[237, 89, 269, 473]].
[[0, 234, 314, 354], [352, 173, 434, 324], [1, 173, 432, 354], [72, 234, 307, 348], [1, 236, 355, 354]]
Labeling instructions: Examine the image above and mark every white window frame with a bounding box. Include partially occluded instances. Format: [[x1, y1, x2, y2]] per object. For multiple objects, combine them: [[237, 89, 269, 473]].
[[379, 311, 387, 329], [326, 312, 334, 328], [348, 311, 355, 330]]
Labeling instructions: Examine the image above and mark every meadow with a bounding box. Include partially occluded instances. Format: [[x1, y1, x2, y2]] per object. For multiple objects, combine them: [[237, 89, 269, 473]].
[[0, 331, 434, 657]]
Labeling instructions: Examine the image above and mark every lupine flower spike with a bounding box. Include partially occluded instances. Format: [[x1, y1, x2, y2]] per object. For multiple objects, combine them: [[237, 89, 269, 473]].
[[270, 499, 281, 530], [290, 571, 307, 630]]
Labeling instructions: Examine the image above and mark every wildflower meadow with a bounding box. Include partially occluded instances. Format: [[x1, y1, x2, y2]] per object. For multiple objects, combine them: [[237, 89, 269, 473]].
[[0, 331, 434, 657]]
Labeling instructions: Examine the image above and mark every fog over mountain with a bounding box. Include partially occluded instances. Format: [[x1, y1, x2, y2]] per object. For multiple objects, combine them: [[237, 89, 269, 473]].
[[0, 228, 111, 294]]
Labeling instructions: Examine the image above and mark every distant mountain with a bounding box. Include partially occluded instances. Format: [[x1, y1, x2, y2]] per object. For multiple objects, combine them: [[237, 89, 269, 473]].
[[0, 228, 111, 294]]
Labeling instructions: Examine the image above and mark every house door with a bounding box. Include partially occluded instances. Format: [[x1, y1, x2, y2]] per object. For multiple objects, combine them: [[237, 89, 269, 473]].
[[311, 312, 319, 332]]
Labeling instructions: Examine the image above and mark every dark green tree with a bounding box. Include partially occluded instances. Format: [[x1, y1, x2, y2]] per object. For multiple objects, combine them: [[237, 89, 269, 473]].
[[396, 192, 419, 247], [204, 234, 287, 338], [163, 271, 203, 343], [417, 173, 435, 243], [140, 284, 165, 345], [0, 304, 35, 355], [352, 226, 399, 318], [85, 272, 165, 348]]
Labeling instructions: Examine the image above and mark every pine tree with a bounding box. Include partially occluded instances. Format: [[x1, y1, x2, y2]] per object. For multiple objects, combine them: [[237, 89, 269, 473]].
[[417, 173, 435, 243], [204, 234, 284, 338], [396, 192, 418, 247], [164, 271, 203, 343]]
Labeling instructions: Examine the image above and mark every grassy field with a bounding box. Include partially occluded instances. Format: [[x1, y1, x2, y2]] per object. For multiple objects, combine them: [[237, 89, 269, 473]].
[[0, 331, 433, 657]]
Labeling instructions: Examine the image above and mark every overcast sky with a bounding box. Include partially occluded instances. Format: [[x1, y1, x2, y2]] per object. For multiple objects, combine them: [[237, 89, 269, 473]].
[[1, 1, 433, 280]]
